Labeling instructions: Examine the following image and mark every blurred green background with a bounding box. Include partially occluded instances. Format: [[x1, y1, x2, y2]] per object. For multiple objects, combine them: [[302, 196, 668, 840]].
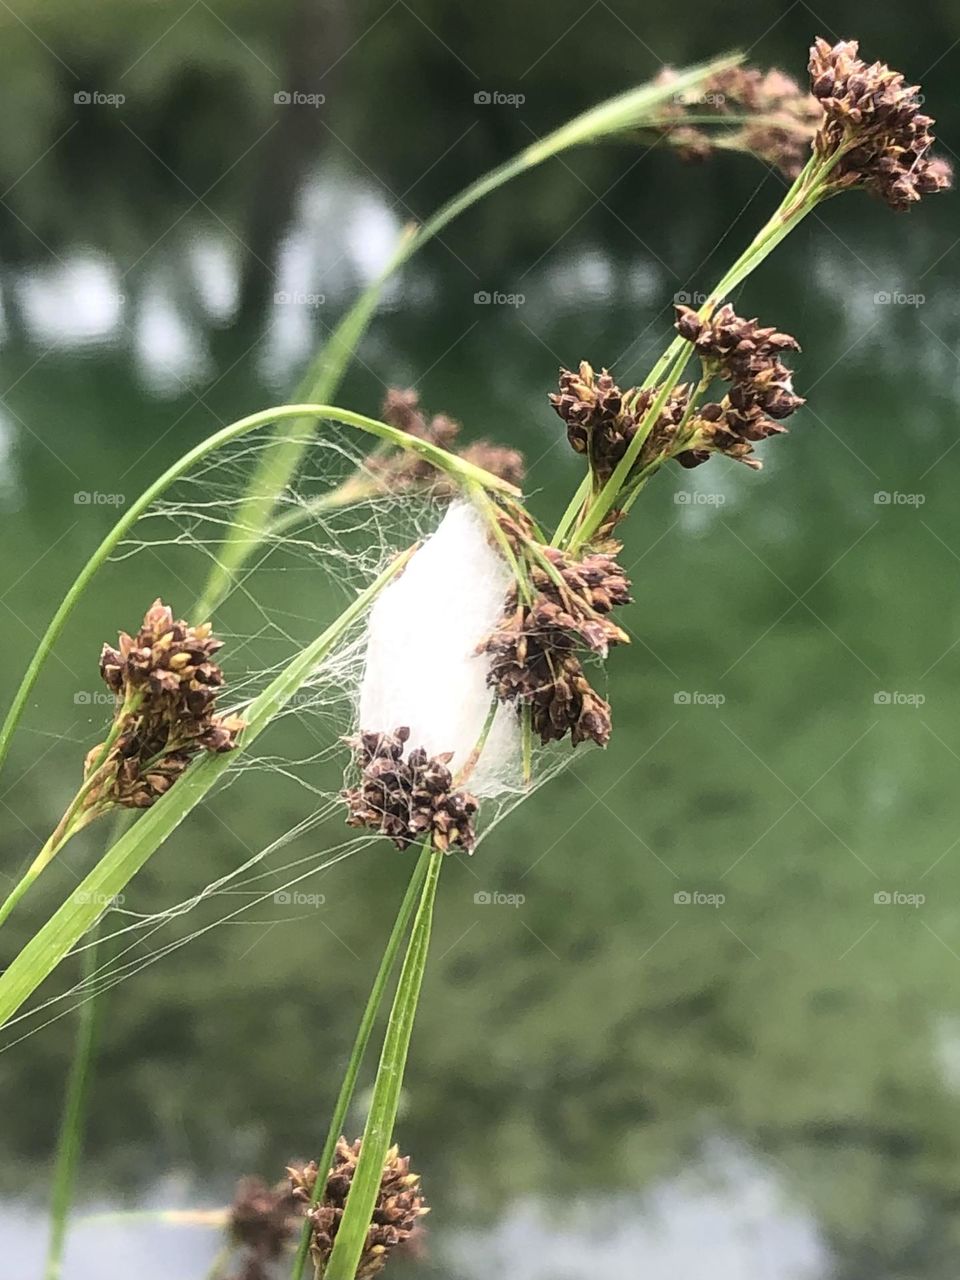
[[0, 2, 959, 1277]]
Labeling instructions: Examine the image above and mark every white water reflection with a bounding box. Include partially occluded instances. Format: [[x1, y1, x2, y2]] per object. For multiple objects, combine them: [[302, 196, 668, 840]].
[[189, 234, 241, 327], [132, 278, 211, 396], [15, 252, 123, 348], [452, 1142, 828, 1280], [0, 1141, 829, 1279], [0, 410, 19, 509]]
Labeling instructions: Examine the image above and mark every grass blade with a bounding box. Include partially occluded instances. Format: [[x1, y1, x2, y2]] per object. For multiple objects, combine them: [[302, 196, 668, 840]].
[[0, 545, 417, 1029], [43, 923, 102, 1280], [323, 848, 442, 1280], [289, 845, 431, 1280]]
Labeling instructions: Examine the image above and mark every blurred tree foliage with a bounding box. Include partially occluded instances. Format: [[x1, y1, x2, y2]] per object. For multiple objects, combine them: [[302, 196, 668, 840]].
[[0, 0, 957, 292]]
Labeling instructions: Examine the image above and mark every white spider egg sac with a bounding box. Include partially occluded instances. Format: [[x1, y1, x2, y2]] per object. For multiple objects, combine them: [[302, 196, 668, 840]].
[[358, 500, 520, 796]]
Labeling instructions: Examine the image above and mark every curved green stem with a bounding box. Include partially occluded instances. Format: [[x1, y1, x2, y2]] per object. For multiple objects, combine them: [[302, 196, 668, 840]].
[[0, 404, 515, 780], [0, 544, 418, 1029]]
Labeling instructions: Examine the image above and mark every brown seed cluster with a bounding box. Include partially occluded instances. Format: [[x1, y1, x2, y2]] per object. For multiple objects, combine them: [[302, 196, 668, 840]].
[[550, 362, 690, 483], [654, 63, 822, 178], [808, 38, 952, 209], [483, 546, 631, 748], [673, 303, 804, 470], [228, 1176, 302, 1280], [342, 727, 479, 853], [87, 600, 244, 811], [375, 387, 525, 494], [289, 1138, 428, 1279]]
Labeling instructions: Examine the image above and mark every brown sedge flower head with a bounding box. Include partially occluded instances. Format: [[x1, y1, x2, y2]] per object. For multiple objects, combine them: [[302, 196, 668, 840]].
[[289, 1138, 428, 1279], [672, 303, 804, 471], [549, 362, 690, 484], [228, 1176, 303, 1280], [342, 727, 479, 853], [482, 543, 631, 748], [808, 37, 952, 209], [88, 599, 244, 811], [653, 63, 821, 178], [375, 387, 525, 495]]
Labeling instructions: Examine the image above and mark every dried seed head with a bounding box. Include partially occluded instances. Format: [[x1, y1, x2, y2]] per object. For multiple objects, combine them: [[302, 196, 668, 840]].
[[653, 63, 821, 178], [455, 441, 526, 490], [808, 37, 952, 209], [289, 1138, 428, 1279], [676, 303, 801, 378], [86, 600, 244, 812], [375, 388, 526, 496], [549, 363, 690, 483], [549, 361, 630, 476], [228, 1176, 302, 1277], [343, 728, 479, 853], [673, 304, 804, 470], [482, 546, 631, 748], [380, 387, 430, 438]]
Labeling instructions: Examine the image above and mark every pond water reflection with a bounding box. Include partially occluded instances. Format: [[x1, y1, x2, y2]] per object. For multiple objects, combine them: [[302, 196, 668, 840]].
[[1, 162, 960, 1280]]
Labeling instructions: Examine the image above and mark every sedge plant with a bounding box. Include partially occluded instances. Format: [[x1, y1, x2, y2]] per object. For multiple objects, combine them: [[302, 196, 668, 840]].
[[0, 34, 950, 1280]]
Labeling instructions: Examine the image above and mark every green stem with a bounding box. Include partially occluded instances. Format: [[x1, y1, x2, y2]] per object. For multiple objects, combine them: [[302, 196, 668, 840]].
[[550, 474, 592, 548], [454, 700, 499, 788], [467, 483, 532, 602], [0, 693, 143, 931], [521, 705, 533, 787], [0, 809, 97, 933], [74, 1209, 228, 1229], [289, 846, 431, 1280], [565, 158, 834, 551], [322, 848, 443, 1280], [0, 404, 513, 780], [43, 924, 102, 1280]]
